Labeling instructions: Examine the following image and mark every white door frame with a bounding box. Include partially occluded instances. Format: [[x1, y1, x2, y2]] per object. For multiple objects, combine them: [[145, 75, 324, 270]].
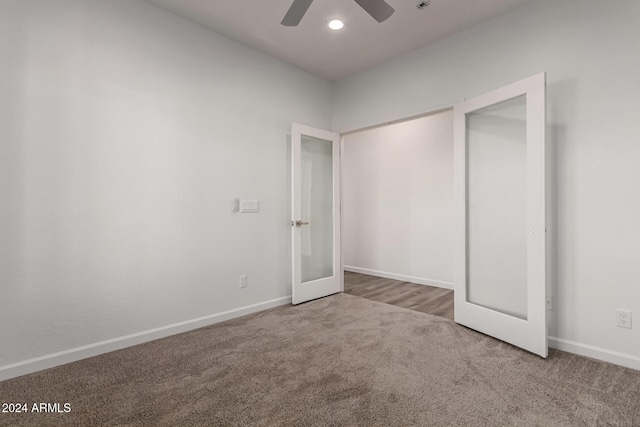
[[336, 75, 546, 357], [453, 73, 547, 357], [291, 123, 342, 304]]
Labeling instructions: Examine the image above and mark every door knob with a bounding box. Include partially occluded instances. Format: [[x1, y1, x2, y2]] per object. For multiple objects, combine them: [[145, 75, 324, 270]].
[[293, 220, 310, 227]]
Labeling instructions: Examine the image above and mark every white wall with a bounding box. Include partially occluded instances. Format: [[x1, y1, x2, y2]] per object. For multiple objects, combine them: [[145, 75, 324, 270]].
[[342, 111, 454, 288], [334, 0, 640, 368], [0, 0, 332, 377]]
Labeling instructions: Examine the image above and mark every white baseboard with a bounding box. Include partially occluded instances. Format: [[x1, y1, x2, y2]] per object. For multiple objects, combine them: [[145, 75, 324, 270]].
[[0, 296, 292, 382], [4, 295, 638, 383], [344, 266, 453, 290], [549, 336, 640, 371]]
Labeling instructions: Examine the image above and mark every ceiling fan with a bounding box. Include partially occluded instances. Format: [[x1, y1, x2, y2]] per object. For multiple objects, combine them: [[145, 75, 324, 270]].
[[281, 0, 395, 26]]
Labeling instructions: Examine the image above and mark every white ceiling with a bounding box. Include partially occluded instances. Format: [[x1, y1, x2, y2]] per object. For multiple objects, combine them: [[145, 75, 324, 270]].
[[144, 0, 536, 81]]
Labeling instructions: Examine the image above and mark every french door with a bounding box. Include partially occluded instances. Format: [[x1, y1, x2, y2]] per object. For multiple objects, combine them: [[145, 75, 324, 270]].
[[453, 73, 547, 357], [291, 123, 342, 305]]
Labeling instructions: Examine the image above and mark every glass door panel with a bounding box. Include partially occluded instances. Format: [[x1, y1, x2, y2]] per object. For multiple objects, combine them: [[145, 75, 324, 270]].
[[301, 135, 334, 283], [466, 95, 528, 319]]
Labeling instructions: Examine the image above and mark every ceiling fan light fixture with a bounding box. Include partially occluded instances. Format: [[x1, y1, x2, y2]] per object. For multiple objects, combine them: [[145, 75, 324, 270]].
[[328, 19, 344, 30], [282, 0, 394, 27]]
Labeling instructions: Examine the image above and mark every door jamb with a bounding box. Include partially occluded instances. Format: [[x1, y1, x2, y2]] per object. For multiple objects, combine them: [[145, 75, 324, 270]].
[[337, 103, 457, 290]]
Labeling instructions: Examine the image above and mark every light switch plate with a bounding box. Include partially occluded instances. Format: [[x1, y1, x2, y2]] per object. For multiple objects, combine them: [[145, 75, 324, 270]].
[[240, 200, 260, 213]]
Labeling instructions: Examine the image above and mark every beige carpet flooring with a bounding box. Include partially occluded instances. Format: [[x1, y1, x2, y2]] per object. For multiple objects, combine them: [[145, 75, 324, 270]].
[[1, 293, 639, 426]]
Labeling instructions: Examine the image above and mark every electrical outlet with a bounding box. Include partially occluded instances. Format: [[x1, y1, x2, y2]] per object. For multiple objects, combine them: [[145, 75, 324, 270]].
[[239, 275, 248, 289], [546, 294, 553, 310], [616, 309, 632, 329]]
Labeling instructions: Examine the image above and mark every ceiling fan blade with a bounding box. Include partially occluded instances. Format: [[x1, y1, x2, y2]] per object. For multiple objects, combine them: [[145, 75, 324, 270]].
[[354, 0, 395, 23], [281, 0, 314, 26]]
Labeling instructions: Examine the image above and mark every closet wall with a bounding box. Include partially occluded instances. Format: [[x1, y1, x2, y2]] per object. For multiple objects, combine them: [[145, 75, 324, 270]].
[[343, 110, 454, 288]]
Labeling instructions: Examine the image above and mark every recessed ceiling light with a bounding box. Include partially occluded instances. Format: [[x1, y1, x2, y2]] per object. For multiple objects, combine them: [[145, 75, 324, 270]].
[[328, 19, 344, 31]]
